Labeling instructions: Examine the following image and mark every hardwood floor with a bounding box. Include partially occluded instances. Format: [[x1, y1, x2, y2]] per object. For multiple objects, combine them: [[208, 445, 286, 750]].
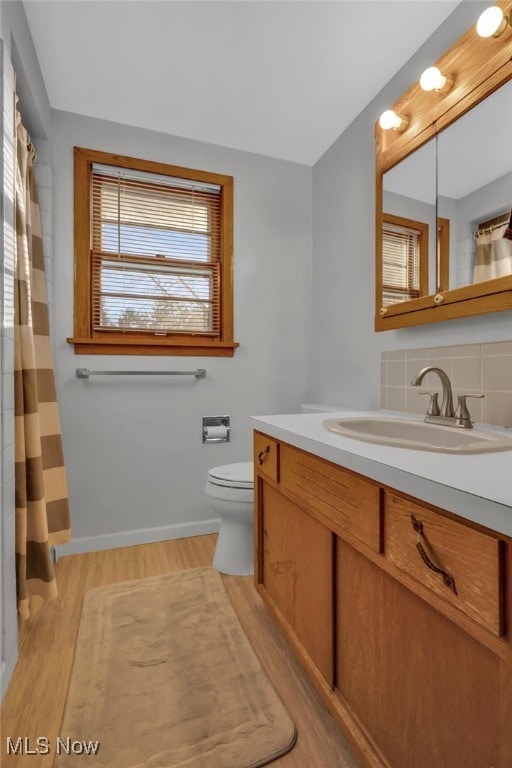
[[1, 535, 360, 767]]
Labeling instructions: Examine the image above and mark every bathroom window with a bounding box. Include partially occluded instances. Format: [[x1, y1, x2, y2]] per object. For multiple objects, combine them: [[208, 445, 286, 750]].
[[69, 148, 237, 356], [382, 214, 428, 306]]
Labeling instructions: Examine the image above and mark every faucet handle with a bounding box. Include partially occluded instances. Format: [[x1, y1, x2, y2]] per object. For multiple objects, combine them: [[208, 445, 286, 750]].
[[454, 393, 484, 428], [418, 391, 441, 416]]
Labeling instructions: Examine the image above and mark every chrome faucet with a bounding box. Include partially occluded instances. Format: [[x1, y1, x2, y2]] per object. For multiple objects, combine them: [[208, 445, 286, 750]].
[[410, 366, 484, 429], [411, 366, 454, 418]]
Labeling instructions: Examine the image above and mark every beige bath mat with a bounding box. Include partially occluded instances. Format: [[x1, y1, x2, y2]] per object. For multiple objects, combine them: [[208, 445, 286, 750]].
[[55, 567, 296, 768]]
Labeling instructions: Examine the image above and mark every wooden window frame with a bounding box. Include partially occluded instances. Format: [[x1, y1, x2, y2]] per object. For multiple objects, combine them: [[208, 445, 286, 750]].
[[68, 147, 238, 356], [382, 213, 429, 304]]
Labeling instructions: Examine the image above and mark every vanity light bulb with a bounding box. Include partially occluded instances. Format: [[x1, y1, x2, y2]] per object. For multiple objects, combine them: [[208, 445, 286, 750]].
[[420, 67, 446, 92], [379, 110, 403, 131], [476, 6, 507, 37]]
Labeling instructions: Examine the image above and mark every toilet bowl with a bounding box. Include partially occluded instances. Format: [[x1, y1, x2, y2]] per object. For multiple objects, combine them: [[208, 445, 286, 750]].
[[205, 462, 254, 576]]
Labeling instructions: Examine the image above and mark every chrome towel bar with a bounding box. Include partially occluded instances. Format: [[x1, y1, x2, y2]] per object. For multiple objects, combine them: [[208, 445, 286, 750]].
[[76, 368, 206, 379]]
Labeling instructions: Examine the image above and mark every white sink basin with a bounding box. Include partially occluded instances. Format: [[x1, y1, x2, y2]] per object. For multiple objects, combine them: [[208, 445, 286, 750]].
[[323, 417, 512, 454]]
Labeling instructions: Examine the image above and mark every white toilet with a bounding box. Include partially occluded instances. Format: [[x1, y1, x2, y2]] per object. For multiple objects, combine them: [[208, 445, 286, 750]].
[[205, 407, 344, 576], [205, 462, 254, 576]]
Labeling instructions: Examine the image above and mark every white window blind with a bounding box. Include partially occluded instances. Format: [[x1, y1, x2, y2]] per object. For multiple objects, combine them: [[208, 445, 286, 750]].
[[382, 222, 421, 307], [91, 165, 222, 335]]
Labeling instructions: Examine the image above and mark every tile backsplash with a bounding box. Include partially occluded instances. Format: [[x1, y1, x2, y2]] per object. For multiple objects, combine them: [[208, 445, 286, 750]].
[[381, 341, 512, 428]]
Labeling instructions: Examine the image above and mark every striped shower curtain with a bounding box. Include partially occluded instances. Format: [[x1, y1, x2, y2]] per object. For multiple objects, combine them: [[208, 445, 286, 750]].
[[14, 113, 71, 620], [473, 219, 512, 283]]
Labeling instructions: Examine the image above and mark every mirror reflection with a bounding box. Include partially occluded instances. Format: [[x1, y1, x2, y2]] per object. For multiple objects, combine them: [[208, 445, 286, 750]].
[[382, 138, 437, 307], [437, 80, 512, 288]]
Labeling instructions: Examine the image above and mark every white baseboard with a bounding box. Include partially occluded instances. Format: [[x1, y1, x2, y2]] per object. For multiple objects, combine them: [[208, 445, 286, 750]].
[[54, 518, 220, 557]]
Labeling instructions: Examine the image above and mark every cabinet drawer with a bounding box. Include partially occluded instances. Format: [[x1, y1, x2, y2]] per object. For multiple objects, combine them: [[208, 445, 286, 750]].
[[384, 493, 504, 636], [280, 445, 382, 552], [254, 433, 279, 482]]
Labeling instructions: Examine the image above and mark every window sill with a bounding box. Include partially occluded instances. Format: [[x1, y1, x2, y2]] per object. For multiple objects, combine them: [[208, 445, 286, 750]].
[[67, 337, 239, 357]]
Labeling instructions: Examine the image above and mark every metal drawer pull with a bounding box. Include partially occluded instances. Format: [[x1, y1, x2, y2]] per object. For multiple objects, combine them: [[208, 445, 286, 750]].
[[410, 515, 457, 595], [258, 446, 271, 465]]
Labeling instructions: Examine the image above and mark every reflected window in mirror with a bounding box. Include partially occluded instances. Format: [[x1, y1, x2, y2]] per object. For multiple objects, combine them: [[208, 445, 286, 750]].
[[382, 214, 428, 306], [437, 80, 512, 289], [381, 137, 437, 309]]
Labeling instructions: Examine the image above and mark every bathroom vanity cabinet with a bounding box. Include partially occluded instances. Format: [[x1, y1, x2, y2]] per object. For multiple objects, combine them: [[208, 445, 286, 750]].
[[253, 431, 512, 768]]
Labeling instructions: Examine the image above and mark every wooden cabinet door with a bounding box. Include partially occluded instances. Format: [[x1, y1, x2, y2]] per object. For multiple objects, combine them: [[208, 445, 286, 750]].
[[335, 537, 500, 768], [261, 481, 333, 685]]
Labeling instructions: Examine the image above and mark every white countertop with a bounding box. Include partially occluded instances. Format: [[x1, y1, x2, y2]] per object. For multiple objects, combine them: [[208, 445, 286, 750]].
[[249, 409, 512, 537]]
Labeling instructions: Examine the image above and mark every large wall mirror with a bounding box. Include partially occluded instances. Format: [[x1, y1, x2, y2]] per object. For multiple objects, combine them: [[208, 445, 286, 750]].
[[375, 1, 512, 330]]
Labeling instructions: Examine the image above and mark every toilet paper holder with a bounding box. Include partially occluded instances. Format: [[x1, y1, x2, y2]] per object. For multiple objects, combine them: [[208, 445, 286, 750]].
[[202, 415, 230, 444]]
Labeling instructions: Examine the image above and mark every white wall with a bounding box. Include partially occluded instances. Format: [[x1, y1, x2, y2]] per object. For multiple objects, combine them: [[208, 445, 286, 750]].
[[309, 1, 512, 410], [52, 110, 312, 554], [1, 1, 52, 138]]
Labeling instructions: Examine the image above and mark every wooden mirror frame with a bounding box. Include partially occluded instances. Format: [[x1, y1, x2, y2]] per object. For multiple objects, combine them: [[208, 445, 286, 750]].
[[375, 0, 512, 331]]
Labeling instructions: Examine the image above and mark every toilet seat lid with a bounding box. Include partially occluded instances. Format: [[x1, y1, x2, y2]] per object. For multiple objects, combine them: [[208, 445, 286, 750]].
[[208, 461, 254, 488]]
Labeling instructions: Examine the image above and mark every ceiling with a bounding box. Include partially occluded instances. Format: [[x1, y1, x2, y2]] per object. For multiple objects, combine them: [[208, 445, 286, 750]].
[[23, 0, 461, 165]]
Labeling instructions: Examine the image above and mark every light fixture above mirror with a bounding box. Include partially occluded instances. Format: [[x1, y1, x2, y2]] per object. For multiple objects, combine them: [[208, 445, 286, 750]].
[[378, 3, 510, 133]]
